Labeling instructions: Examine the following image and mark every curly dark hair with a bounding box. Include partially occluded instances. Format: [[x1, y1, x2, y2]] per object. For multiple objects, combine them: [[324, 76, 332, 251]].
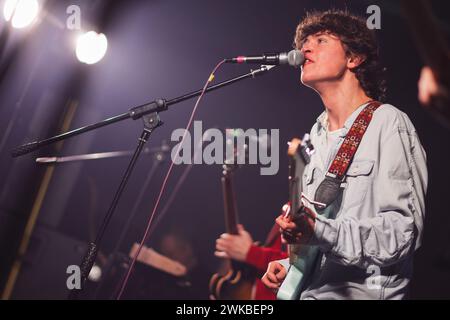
[[294, 9, 387, 102]]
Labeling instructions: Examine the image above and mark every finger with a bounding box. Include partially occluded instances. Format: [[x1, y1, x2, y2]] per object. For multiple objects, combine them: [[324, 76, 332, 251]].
[[277, 216, 297, 230], [281, 218, 297, 228], [263, 279, 280, 289], [263, 280, 280, 290], [266, 272, 280, 285], [237, 224, 247, 236], [279, 224, 297, 235], [214, 251, 229, 258], [277, 219, 290, 229], [275, 273, 286, 282], [215, 242, 230, 252], [216, 237, 229, 244], [217, 237, 234, 246], [276, 215, 288, 225], [275, 268, 287, 281], [272, 262, 282, 271], [262, 276, 279, 290], [287, 221, 297, 229]]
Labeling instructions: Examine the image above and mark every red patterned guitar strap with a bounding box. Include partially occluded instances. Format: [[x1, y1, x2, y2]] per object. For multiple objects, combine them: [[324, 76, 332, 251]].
[[328, 100, 382, 179], [314, 100, 382, 208]]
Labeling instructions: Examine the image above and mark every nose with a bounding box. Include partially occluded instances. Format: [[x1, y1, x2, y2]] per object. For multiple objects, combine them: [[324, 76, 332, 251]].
[[301, 44, 312, 55], [300, 40, 313, 54]]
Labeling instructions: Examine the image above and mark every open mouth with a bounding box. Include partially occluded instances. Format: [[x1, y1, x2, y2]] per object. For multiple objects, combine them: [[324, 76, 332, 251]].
[[304, 59, 314, 66]]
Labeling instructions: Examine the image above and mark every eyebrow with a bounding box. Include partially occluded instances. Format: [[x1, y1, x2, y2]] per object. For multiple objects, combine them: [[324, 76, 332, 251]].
[[309, 32, 332, 39], [297, 32, 333, 48], [300, 32, 336, 46]]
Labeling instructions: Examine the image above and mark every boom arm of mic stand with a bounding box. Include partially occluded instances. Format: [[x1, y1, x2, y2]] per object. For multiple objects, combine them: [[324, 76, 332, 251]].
[[11, 65, 275, 158]]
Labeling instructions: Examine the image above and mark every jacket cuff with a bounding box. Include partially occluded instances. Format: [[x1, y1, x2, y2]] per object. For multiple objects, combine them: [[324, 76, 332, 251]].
[[245, 244, 267, 271]]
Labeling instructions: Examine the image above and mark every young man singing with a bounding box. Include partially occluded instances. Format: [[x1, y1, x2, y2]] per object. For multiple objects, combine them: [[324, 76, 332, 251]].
[[261, 10, 428, 300]]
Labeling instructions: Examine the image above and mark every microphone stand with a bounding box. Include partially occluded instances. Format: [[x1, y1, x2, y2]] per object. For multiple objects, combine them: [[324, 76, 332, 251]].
[[11, 65, 276, 299], [35, 142, 170, 299], [94, 142, 170, 299]]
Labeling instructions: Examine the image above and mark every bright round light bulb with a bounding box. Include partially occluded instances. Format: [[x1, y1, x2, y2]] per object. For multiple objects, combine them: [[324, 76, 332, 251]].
[[76, 31, 108, 65], [4, 0, 39, 29]]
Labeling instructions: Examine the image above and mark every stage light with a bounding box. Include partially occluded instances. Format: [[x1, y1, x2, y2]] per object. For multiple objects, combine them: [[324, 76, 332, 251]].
[[76, 31, 108, 65], [3, 0, 39, 29]]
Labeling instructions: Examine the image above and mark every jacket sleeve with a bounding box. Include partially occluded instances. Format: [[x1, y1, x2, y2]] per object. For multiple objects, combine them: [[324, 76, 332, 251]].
[[246, 236, 288, 273]]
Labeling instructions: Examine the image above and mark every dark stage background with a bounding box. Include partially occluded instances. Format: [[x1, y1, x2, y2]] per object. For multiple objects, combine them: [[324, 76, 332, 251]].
[[0, 0, 449, 299]]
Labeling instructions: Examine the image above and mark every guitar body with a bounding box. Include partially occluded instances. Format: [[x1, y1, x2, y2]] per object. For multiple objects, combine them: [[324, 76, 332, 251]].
[[209, 262, 255, 300], [277, 245, 319, 300], [209, 164, 256, 300]]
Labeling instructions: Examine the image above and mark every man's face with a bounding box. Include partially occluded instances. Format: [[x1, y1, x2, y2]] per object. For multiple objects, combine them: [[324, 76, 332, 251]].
[[299, 32, 349, 89]]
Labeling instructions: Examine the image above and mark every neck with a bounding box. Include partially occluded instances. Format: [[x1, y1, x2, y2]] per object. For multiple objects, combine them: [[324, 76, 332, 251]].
[[316, 75, 372, 131]]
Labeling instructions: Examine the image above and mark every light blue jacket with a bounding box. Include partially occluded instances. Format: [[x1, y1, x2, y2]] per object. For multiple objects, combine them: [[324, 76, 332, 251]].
[[280, 103, 428, 300]]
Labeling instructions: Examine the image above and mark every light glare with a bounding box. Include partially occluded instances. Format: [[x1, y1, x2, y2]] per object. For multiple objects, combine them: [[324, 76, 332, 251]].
[[4, 0, 39, 29], [76, 31, 108, 65]]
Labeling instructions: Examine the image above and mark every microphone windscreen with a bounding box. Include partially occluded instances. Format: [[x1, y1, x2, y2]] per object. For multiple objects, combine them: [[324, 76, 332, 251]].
[[287, 49, 304, 67]]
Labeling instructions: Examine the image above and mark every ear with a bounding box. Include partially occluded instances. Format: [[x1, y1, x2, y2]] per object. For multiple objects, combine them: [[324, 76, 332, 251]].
[[347, 54, 366, 69]]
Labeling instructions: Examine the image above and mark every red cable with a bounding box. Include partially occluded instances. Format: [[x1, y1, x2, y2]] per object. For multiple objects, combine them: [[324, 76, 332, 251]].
[[116, 59, 226, 299]]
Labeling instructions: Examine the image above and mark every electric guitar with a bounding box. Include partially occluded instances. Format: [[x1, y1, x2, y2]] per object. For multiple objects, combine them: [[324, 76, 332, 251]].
[[208, 161, 256, 300], [277, 134, 319, 300]]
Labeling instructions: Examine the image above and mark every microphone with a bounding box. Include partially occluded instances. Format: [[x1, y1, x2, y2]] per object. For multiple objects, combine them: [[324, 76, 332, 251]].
[[225, 49, 304, 67]]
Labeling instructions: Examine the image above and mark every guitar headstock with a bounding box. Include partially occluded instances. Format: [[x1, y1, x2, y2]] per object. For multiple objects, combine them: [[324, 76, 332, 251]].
[[222, 129, 249, 176], [288, 138, 302, 157], [287, 134, 314, 163], [222, 147, 243, 177]]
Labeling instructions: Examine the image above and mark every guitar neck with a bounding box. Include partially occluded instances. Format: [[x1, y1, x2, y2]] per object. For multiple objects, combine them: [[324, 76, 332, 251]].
[[288, 157, 300, 218], [287, 136, 313, 264], [221, 172, 239, 235]]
